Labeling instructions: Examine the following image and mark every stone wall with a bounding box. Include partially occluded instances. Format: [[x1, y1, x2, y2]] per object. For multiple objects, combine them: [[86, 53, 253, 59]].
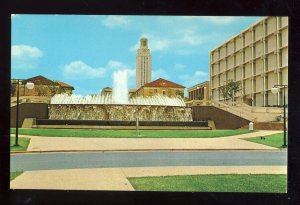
[[10, 103, 48, 128], [192, 106, 250, 129]]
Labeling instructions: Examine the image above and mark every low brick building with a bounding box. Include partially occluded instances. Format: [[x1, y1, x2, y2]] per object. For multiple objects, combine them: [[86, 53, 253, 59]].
[[133, 78, 185, 98], [11, 75, 74, 97]]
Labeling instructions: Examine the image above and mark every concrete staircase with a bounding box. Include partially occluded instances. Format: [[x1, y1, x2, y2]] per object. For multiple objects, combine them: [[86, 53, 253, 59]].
[[210, 100, 257, 122], [187, 100, 286, 123]]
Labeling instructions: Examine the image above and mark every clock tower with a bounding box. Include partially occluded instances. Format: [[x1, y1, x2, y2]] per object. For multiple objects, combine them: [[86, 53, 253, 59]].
[[136, 38, 152, 89]]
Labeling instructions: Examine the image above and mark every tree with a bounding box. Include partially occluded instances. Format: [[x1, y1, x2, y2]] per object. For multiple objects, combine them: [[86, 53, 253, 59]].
[[227, 80, 241, 102], [48, 80, 61, 96], [219, 80, 241, 102], [219, 83, 229, 102], [36, 85, 47, 96], [11, 82, 16, 96]]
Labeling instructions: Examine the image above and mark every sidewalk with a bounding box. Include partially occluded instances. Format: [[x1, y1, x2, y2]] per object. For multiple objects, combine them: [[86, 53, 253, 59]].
[[14, 130, 281, 153], [10, 165, 287, 190]]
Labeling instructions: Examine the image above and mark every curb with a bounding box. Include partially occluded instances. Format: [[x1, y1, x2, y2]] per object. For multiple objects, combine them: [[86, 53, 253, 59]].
[[10, 148, 285, 154]]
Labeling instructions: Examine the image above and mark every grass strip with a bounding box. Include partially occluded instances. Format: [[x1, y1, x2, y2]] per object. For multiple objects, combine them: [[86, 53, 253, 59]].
[[129, 174, 287, 193], [10, 137, 31, 151], [10, 128, 253, 138], [10, 171, 23, 181], [244, 132, 288, 148]]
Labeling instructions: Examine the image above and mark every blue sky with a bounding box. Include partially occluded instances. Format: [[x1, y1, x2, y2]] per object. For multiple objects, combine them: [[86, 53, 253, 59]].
[[11, 15, 261, 95]]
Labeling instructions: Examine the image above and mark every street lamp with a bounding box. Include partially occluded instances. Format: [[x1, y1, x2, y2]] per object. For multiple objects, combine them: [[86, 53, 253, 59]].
[[271, 84, 288, 148], [14, 80, 35, 146]]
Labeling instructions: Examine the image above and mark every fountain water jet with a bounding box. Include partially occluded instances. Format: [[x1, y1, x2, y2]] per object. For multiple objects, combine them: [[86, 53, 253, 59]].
[[112, 70, 128, 104]]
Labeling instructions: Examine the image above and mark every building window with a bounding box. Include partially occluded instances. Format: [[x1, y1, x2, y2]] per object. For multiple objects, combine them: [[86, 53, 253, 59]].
[[278, 17, 282, 28], [279, 52, 282, 67], [278, 33, 282, 48]]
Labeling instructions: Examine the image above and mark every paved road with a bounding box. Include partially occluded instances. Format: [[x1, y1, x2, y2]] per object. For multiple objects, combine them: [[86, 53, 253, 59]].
[[10, 151, 287, 172]]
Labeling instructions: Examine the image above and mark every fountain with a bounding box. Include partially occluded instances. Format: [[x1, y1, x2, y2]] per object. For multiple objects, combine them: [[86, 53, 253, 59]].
[[48, 70, 193, 122], [112, 70, 128, 104]]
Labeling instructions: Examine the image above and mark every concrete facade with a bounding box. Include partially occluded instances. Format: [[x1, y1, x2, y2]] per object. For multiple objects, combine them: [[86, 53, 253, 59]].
[[136, 38, 152, 89], [210, 16, 288, 107]]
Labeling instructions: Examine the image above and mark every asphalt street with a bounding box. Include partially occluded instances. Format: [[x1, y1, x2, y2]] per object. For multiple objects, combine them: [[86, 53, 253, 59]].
[[10, 151, 287, 172]]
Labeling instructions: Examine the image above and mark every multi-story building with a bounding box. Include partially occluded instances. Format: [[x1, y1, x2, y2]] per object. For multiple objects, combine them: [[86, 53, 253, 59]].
[[136, 37, 152, 89], [188, 81, 210, 101], [133, 78, 185, 98], [210, 16, 288, 107]]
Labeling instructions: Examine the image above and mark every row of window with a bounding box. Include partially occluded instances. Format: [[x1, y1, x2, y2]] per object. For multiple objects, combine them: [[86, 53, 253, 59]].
[[211, 19, 288, 62], [211, 49, 287, 77], [211, 70, 285, 94], [148, 89, 184, 97], [211, 32, 288, 65]]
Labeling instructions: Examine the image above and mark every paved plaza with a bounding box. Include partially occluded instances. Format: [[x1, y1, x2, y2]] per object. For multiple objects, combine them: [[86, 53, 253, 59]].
[[14, 130, 281, 153]]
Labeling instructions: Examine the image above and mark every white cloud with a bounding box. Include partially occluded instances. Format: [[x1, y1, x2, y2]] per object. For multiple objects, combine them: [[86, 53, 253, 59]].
[[12, 45, 43, 58], [107, 59, 135, 78], [174, 64, 186, 70], [130, 34, 171, 52], [102, 16, 131, 28], [194, 70, 208, 77], [108, 60, 130, 70], [63, 61, 106, 79], [151, 39, 171, 51], [126, 68, 135, 78], [130, 29, 205, 54], [11, 45, 43, 70], [181, 33, 203, 46], [152, 69, 170, 80], [179, 70, 208, 87]]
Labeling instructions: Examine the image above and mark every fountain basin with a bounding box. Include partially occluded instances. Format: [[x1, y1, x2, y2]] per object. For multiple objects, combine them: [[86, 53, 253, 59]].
[[49, 104, 192, 122]]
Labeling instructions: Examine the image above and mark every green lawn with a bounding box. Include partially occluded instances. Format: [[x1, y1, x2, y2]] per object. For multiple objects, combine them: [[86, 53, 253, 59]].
[[129, 174, 287, 193], [10, 128, 254, 138], [10, 171, 23, 181], [10, 137, 31, 151], [244, 132, 288, 148]]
